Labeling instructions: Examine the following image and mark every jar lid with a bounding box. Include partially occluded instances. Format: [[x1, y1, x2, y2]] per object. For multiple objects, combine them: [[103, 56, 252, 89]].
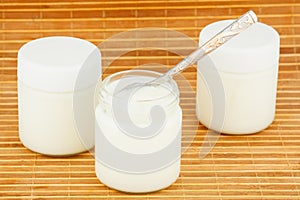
[[199, 20, 280, 73], [18, 36, 101, 92]]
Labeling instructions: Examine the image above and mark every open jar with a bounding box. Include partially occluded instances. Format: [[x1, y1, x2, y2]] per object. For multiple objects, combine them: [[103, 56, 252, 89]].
[[95, 70, 182, 193], [197, 21, 280, 134]]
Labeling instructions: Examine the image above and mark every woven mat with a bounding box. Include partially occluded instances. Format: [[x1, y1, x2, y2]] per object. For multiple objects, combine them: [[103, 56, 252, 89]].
[[1, 0, 300, 199]]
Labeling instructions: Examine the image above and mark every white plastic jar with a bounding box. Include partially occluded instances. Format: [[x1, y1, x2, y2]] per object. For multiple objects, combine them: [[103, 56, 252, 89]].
[[95, 70, 182, 193], [197, 21, 280, 134], [18, 36, 101, 156]]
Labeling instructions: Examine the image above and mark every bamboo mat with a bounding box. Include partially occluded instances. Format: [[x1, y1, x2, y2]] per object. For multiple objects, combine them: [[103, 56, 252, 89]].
[[1, 0, 300, 199]]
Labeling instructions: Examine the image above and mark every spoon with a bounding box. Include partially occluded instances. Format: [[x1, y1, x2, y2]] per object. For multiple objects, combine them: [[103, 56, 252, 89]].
[[116, 10, 257, 95]]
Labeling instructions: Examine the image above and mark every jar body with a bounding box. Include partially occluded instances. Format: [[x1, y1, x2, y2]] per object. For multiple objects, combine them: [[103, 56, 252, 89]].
[[95, 70, 182, 193], [196, 64, 278, 134], [95, 107, 181, 193], [18, 81, 95, 156]]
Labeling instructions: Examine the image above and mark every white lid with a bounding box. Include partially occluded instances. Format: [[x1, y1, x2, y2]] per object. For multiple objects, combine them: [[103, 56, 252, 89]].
[[18, 36, 101, 92], [199, 20, 280, 73]]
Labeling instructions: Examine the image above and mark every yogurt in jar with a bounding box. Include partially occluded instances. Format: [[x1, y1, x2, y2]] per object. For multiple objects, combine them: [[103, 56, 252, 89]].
[[95, 70, 182, 193]]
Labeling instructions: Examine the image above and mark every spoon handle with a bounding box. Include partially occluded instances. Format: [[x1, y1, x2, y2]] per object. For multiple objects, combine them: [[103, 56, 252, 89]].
[[164, 10, 257, 78]]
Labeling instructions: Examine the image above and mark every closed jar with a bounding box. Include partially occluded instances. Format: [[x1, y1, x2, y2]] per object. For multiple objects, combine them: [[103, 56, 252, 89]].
[[18, 36, 101, 156], [197, 21, 280, 134], [95, 70, 182, 193]]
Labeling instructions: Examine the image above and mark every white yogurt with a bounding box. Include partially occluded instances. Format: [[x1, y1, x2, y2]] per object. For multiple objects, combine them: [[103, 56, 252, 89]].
[[95, 70, 182, 193]]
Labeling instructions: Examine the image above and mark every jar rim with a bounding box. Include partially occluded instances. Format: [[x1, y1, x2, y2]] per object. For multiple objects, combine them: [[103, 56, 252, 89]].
[[99, 69, 180, 108]]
